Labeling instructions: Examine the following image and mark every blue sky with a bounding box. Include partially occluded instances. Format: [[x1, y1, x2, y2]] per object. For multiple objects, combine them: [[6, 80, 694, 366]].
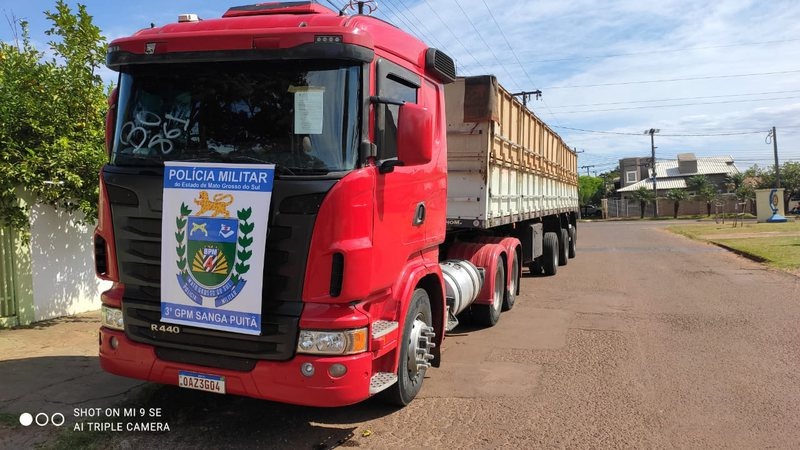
[[2, 0, 800, 172]]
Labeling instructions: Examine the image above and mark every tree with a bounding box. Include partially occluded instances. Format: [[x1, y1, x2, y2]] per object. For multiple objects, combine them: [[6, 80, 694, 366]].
[[631, 187, 655, 219], [725, 172, 746, 192], [0, 1, 108, 231], [666, 189, 688, 219], [687, 175, 717, 216], [579, 175, 604, 206]]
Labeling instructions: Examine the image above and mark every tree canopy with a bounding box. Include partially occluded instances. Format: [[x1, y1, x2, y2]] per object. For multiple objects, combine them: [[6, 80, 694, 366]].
[[579, 175, 604, 206], [0, 1, 108, 231]]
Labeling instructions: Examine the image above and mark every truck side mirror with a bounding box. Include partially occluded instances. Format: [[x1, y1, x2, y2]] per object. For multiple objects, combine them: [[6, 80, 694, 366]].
[[105, 87, 119, 157], [397, 103, 433, 166]]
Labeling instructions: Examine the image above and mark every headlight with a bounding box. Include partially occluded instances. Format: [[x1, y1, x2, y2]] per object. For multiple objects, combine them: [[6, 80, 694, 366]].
[[101, 305, 124, 331], [296, 328, 367, 355]]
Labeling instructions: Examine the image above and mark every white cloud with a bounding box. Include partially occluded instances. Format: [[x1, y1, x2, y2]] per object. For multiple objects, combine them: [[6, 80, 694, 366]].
[[376, 0, 800, 170]]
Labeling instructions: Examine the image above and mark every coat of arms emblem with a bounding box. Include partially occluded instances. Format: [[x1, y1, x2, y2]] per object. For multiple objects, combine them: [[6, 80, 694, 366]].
[[174, 191, 254, 307]]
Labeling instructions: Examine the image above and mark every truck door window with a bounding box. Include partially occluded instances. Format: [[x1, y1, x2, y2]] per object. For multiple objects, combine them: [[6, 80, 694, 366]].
[[376, 65, 419, 161]]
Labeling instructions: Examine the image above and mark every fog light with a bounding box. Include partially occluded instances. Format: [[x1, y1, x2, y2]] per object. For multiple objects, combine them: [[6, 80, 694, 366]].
[[110, 336, 119, 349], [328, 364, 347, 378], [301, 362, 315, 377]]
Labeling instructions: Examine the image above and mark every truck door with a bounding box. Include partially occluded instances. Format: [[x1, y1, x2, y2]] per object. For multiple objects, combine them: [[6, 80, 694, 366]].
[[371, 58, 429, 289]]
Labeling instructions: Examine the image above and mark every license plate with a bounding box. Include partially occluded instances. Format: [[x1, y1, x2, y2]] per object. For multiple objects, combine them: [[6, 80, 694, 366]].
[[178, 371, 226, 394]]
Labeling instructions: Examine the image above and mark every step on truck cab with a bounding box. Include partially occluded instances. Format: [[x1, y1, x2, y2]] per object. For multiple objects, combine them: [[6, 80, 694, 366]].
[[96, 1, 578, 407]]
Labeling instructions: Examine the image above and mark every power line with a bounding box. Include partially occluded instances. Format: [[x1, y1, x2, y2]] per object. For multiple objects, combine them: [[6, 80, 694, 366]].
[[378, 0, 433, 46], [391, 0, 449, 52], [449, 0, 523, 92], [323, 0, 344, 13], [556, 95, 800, 114], [554, 125, 768, 137], [478, 0, 534, 86], [546, 69, 800, 89], [519, 37, 800, 64], [475, 0, 562, 126], [420, 0, 491, 76], [548, 89, 800, 109]]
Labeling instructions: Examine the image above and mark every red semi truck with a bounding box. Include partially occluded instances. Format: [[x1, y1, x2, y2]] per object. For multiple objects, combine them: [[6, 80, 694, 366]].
[[96, 1, 579, 407]]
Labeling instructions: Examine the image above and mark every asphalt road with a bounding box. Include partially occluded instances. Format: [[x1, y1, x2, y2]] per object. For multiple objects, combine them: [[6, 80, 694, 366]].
[[2, 220, 800, 448]]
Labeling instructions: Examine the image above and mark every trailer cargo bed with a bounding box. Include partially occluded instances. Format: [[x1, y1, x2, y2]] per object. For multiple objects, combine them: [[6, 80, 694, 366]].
[[444, 76, 579, 229]]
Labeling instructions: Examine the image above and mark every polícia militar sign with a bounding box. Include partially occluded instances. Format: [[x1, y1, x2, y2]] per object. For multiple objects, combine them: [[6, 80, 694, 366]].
[[160, 162, 274, 335]]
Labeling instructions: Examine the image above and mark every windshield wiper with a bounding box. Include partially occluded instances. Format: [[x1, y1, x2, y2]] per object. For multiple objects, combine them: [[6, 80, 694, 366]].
[[113, 154, 163, 166], [287, 167, 330, 175]]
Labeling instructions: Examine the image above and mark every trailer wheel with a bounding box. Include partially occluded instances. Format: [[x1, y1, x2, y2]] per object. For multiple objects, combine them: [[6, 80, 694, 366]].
[[473, 256, 504, 326], [558, 228, 569, 266], [502, 254, 518, 311], [568, 226, 577, 259], [383, 288, 434, 406], [542, 232, 559, 276]]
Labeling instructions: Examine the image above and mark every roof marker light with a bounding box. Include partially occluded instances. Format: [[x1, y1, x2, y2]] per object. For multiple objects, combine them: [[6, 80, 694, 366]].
[[178, 14, 200, 23], [314, 35, 343, 43]]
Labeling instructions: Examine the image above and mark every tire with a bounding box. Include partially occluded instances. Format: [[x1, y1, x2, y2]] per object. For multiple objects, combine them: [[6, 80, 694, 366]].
[[383, 289, 434, 406], [568, 226, 577, 259], [542, 232, 559, 276], [473, 256, 504, 326], [558, 228, 569, 266], [502, 254, 518, 311]]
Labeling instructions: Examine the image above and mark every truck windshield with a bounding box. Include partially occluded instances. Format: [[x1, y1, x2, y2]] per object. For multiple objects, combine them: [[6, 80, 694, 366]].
[[111, 61, 361, 174]]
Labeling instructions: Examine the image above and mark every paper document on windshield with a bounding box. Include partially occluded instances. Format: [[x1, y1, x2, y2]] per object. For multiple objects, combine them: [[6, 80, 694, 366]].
[[293, 87, 324, 135]]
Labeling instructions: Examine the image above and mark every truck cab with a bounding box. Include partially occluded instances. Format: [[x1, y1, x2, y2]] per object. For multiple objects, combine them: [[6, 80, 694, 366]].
[[97, 2, 455, 407]]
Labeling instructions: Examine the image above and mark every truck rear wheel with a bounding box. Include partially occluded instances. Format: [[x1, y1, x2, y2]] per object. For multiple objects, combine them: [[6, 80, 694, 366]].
[[558, 228, 569, 266], [542, 232, 558, 276], [568, 226, 577, 259], [383, 288, 434, 406], [502, 255, 518, 311], [473, 256, 504, 326]]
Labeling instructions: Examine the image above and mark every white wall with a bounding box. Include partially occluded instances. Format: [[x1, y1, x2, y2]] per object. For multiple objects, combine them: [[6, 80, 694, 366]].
[[28, 204, 111, 322]]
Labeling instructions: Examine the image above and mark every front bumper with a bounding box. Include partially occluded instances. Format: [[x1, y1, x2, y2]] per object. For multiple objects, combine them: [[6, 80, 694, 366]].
[[99, 327, 374, 407]]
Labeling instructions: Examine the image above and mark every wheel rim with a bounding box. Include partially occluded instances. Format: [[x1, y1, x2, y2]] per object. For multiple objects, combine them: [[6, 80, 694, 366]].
[[493, 265, 503, 310], [509, 258, 518, 299], [406, 315, 435, 379]]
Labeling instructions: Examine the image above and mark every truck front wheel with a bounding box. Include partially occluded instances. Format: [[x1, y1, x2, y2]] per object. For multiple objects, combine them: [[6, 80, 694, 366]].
[[383, 288, 434, 406]]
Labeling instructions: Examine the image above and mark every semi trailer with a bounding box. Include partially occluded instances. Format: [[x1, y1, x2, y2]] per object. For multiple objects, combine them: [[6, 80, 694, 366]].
[[96, 1, 579, 407]]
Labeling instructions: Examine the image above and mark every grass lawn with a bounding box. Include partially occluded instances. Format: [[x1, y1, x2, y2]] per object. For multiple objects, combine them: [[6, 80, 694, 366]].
[[668, 221, 800, 271], [715, 237, 800, 269], [668, 220, 800, 239]]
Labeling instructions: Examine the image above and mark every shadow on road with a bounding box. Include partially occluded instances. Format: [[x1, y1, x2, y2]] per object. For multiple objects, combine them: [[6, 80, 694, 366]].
[[0, 355, 400, 449]]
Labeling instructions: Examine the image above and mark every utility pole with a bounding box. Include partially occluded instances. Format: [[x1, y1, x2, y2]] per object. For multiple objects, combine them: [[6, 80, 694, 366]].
[[580, 165, 596, 177], [769, 126, 781, 188], [644, 128, 660, 217], [511, 90, 543, 107]]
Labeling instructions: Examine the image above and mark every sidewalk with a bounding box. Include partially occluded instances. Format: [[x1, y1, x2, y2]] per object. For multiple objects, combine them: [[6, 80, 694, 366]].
[[0, 311, 146, 448]]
